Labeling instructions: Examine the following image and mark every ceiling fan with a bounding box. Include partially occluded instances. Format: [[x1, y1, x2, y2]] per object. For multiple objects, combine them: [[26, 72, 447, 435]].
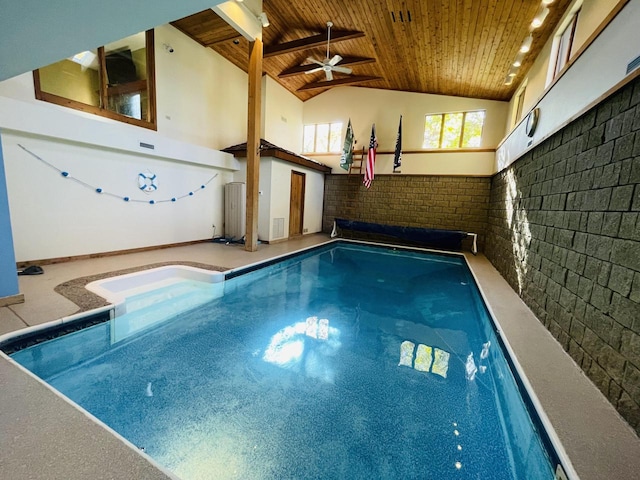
[[305, 21, 352, 81]]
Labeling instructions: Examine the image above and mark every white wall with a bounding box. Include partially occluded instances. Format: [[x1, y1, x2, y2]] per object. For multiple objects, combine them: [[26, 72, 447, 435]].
[[262, 76, 304, 153], [156, 25, 249, 150], [2, 131, 232, 262], [302, 86, 508, 176], [234, 157, 325, 242], [270, 159, 324, 239], [498, 0, 640, 171], [0, 24, 249, 261]]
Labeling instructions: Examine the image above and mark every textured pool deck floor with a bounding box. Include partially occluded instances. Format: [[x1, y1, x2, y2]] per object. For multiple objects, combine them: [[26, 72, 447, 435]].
[[1, 234, 639, 480]]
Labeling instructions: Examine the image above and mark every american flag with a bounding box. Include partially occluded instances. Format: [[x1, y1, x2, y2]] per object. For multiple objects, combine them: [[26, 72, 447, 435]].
[[363, 123, 377, 188]]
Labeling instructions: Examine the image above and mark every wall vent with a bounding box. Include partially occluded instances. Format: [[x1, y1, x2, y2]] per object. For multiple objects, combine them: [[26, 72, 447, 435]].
[[139, 142, 155, 150], [273, 218, 285, 238], [390, 10, 412, 23], [627, 54, 640, 75]]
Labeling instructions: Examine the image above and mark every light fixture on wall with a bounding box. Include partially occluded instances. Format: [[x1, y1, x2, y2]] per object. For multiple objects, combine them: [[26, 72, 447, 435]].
[[162, 43, 174, 53], [531, 7, 550, 29], [257, 12, 269, 27]]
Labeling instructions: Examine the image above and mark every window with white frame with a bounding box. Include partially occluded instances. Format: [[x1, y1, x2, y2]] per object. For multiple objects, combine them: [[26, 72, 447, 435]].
[[303, 122, 343, 153], [513, 83, 527, 127], [422, 110, 485, 149], [553, 10, 580, 80]]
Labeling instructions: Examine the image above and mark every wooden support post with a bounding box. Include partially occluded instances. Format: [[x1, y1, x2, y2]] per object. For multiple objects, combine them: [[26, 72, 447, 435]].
[[245, 38, 262, 252]]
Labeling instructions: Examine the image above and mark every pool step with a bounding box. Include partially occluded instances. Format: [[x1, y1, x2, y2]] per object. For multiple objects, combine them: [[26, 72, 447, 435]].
[[111, 283, 224, 343]]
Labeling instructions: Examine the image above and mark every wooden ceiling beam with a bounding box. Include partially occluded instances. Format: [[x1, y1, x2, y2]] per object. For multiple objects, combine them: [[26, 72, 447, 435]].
[[278, 56, 376, 77], [264, 30, 365, 58], [298, 75, 381, 91]]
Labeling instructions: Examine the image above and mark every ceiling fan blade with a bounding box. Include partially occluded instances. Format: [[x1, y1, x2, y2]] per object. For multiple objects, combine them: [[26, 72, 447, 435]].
[[306, 57, 325, 66], [328, 54, 343, 66], [305, 67, 324, 74], [326, 69, 333, 82], [331, 65, 352, 74]]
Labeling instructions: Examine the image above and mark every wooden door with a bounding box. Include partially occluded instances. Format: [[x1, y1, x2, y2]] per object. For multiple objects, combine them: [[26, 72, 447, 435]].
[[289, 171, 305, 237]]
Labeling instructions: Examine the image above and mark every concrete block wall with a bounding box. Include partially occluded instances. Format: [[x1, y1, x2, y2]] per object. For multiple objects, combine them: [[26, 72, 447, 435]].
[[322, 174, 490, 251], [486, 76, 640, 434]]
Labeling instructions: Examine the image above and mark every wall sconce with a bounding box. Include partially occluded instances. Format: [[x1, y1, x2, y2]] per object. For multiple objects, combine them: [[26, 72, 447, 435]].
[[531, 7, 550, 29], [162, 43, 174, 53], [257, 12, 269, 27], [520, 34, 533, 53]]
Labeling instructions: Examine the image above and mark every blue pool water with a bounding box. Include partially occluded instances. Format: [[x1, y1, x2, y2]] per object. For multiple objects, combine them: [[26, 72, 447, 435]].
[[12, 243, 556, 479]]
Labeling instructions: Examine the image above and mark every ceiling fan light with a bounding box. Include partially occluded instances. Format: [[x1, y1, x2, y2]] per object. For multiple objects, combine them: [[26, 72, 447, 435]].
[[520, 34, 533, 53], [531, 7, 550, 29]]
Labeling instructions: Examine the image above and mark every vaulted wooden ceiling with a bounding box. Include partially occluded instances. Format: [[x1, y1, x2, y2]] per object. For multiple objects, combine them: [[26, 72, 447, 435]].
[[171, 0, 573, 102]]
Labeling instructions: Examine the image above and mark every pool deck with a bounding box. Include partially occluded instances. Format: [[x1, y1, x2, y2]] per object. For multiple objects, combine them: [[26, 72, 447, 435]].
[[1, 234, 639, 479]]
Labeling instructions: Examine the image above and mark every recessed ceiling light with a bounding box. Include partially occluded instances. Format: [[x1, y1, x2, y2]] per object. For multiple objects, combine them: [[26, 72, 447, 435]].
[[531, 7, 550, 29], [520, 34, 533, 53]]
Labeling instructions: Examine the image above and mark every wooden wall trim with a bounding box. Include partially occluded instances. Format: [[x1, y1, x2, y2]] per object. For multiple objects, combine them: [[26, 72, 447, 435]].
[[0, 294, 25, 307], [16, 239, 213, 268], [309, 148, 495, 157]]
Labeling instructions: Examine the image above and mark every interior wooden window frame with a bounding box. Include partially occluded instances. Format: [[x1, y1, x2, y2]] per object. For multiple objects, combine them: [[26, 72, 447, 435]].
[[423, 109, 486, 150], [303, 121, 343, 154], [33, 30, 157, 131]]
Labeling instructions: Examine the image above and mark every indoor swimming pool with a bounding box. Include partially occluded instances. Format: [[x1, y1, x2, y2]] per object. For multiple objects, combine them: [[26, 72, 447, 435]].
[[9, 242, 564, 479]]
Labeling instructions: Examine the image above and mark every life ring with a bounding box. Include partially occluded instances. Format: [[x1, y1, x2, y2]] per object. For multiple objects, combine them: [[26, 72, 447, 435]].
[[138, 172, 158, 193]]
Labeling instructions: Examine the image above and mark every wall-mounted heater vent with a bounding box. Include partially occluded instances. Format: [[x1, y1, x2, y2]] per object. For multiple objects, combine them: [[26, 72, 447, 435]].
[[273, 218, 285, 239], [390, 10, 412, 23], [139, 142, 155, 150], [627, 54, 640, 75]]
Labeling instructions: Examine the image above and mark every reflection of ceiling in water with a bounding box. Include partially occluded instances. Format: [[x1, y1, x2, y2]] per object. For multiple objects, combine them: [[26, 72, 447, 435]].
[[262, 316, 341, 383]]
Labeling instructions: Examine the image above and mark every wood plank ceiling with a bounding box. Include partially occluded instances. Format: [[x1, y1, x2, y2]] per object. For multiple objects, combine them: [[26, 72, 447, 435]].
[[171, 0, 573, 102]]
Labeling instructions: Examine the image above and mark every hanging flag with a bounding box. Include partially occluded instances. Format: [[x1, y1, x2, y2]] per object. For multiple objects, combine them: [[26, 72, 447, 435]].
[[393, 115, 402, 172], [339, 119, 355, 171], [363, 123, 377, 189]]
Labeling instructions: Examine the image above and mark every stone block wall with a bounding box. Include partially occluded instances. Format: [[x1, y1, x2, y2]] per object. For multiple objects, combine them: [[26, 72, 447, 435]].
[[322, 174, 491, 251], [486, 76, 640, 434]]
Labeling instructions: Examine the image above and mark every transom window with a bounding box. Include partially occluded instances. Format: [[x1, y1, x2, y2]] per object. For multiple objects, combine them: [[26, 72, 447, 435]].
[[303, 122, 343, 153], [423, 111, 485, 149], [34, 30, 156, 130]]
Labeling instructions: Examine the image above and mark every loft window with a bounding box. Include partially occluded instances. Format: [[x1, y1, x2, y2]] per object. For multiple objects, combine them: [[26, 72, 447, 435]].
[[422, 110, 485, 149], [513, 83, 527, 126], [33, 30, 156, 130], [553, 10, 580, 79], [303, 122, 343, 153]]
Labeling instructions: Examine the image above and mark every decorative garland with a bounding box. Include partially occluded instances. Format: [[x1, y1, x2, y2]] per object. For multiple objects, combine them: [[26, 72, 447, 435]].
[[18, 144, 218, 204]]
